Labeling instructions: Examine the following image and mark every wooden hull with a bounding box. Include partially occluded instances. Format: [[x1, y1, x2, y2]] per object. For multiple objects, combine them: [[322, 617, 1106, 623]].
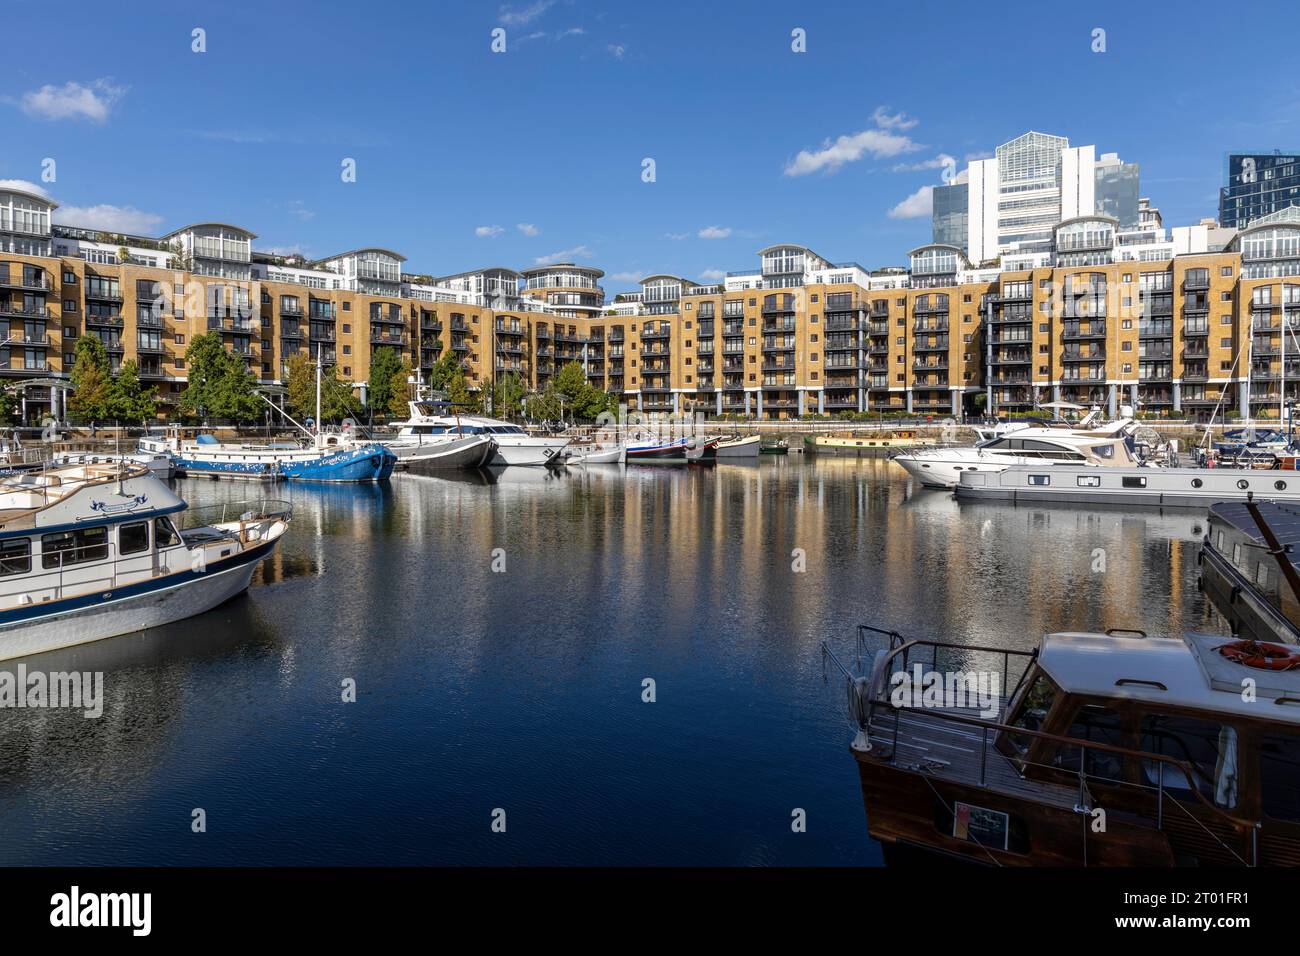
[[807, 437, 932, 457], [854, 753, 1178, 866]]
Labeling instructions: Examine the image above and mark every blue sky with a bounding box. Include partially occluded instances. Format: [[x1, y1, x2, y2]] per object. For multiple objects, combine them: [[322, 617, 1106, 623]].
[[4, 0, 1299, 294]]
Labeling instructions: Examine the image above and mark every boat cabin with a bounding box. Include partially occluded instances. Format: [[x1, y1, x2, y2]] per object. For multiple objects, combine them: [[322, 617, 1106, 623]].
[[832, 628, 1300, 865]]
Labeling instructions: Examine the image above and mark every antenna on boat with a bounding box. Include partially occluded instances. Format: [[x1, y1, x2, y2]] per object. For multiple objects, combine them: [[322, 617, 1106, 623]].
[[1241, 491, 1300, 609], [314, 342, 323, 451]]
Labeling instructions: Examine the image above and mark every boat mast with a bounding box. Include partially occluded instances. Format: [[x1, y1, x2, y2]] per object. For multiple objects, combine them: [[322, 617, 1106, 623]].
[[315, 341, 323, 449]]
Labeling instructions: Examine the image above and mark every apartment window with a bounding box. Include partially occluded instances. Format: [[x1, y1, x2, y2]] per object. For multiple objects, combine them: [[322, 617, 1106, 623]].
[[685, 357, 692, 365], [1221, 291, 1232, 301], [1038, 365, 1048, 374], [963, 294, 971, 303], [963, 334, 972, 343], [63, 325, 74, 337], [748, 298, 756, 307], [1221, 360, 1232, 371], [1039, 278, 1049, 288], [175, 358, 185, 369], [810, 353, 819, 363], [1122, 341, 1132, 351], [343, 345, 351, 354], [896, 298, 905, 306], [810, 314, 819, 323], [1122, 297, 1132, 307], [810, 294, 819, 303], [175, 334, 184, 345], [897, 317, 905, 326], [63, 299, 76, 313], [963, 314, 972, 323], [1039, 344, 1049, 354], [1122, 273, 1132, 283], [1039, 323, 1048, 333], [811, 371, 818, 380], [1122, 319, 1132, 329], [1123, 363, 1132, 374], [62, 270, 75, 284], [1221, 266, 1233, 277], [748, 337, 756, 346], [810, 333, 818, 342], [343, 367, 350, 376], [63, 352, 74, 366], [342, 324, 350, 334], [896, 337, 905, 345], [342, 302, 351, 311], [748, 317, 755, 326], [1221, 315, 1232, 325], [1221, 338, 1232, 348]]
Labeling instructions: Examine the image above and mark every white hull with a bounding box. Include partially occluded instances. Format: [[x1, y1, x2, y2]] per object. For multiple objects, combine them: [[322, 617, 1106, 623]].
[[0, 559, 259, 662], [570, 445, 625, 464], [489, 437, 570, 466], [957, 464, 1300, 509], [893, 451, 1033, 489], [714, 436, 761, 459]]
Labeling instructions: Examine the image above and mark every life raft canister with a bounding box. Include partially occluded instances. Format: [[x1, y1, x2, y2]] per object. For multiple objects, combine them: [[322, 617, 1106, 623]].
[[1217, 639, 1300, 671]]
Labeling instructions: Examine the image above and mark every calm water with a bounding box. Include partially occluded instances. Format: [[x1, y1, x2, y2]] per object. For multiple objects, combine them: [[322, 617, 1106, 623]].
[[0, 456, 1228, 865]]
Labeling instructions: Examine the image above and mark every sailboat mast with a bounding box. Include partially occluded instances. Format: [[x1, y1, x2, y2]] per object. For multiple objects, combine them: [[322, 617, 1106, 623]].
[[315, 340, 323, 447]]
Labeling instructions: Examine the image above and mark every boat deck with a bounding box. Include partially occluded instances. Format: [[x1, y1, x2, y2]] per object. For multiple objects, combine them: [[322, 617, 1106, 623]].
[[866, 707, 1081, 811]]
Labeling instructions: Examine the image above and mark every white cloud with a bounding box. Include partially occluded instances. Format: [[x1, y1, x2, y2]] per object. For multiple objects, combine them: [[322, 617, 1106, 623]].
[[287, 200, 314, 222], [887, 185, 934, 220], [871, 107, 918, 130], [785, 109, 923, 177], [475, 225, 505, 238], [664, 232, 690, 241], [534, 245, 593, 266], [698, 225, 732, 239], [698, 269, 725, 281], [0, 179, 48, 198], [498, 1, 553, 26], [516, 223, 539, 236], [607, 43, 626, 59], [18, 79, 126, 123], [891, 153, 955, 173], [965, 150, 993, 161], [53, 204, 162, 234], [609, 271, 641, 282], [516, 26, 584, 45]]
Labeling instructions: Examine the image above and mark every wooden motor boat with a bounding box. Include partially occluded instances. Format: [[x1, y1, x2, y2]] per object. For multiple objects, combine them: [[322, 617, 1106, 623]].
[[823, 621, 1300, 866], [806, 429, 933, 457]]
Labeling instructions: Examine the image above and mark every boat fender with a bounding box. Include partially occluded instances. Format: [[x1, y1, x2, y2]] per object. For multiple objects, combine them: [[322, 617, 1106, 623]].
[[1217, 639, 1300, 671], [1229, 585, 1241, 605], [847, 675, 874, 752]]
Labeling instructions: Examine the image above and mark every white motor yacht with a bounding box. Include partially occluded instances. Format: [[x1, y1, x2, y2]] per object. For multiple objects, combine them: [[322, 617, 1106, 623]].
[[893, 418, 1144, 489], [392, 401, 568, 467]]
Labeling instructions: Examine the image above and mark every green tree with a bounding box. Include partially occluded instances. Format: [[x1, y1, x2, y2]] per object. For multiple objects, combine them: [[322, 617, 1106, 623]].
[[285, 350, 360, 424], [425, 348, 461, 391], [527, 387, 563, 421], [108, 360, 158, 422], [179, 332, 262, 422], [367, 347, 407, 419], [446, 367, 476, 412], [486, 370, 526, 418], [68, 335, 115, 420], [0, 389, 16, 426]]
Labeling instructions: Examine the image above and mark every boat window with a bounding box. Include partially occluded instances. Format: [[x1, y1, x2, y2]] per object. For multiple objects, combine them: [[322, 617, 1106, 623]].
[[154, 517, 181, 548], [1138, 713, 1238, 809], [1004, 674, 1058, 754], [1093, 444, 1116, 460], [41, 526, 110, 569], [1077, 475, 1101, 487], [0, 537, 31, 577], [1121, 476, 1146, 489], [1028, 475, 1050, 486], [1261, 733, 1300, 822], [1052, 704, 1127, 784], [1021, 439, 1066, 451], [119, 521, 149, 555]]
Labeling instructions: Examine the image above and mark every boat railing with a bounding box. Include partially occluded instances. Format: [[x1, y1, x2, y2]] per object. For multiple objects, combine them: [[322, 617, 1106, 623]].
[[178, 498, 294, 530], [822, 628, 1259, 865]]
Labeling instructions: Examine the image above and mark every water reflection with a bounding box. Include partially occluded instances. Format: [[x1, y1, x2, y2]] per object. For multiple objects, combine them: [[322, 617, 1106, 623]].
[[0, 457, 1228, 865]]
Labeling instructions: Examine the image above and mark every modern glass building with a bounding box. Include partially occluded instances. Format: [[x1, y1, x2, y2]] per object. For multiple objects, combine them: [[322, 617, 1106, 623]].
[[930, 181, 968, 248], [1220, 152, 1300, 229], [1095, 157, 1140, 228]]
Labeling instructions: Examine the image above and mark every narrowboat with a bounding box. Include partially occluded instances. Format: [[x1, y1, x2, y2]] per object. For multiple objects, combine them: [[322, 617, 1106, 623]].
[[806, 429, 933, 457], [824, 623, 1300, 865], [0, 462, 291, 661]]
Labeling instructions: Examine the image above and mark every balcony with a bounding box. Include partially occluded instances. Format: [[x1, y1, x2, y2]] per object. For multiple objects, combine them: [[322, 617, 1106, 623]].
[[0, 302, 50, 319], [372, 333, 405, 346], [1061, 350, 1105, 363], [640, 326, 671, 340], [1182, 273, 1210, 291], [86, 314, 124, 328], [0, 273, 50, 292], [1062, 323, 1106, 340]]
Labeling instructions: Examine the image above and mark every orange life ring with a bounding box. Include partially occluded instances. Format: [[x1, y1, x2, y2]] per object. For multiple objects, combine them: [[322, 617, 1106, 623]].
[[1217, 639, 1300, 671]]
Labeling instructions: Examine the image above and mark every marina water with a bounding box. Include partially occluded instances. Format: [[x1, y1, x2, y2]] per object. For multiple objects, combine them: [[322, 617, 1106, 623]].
[[0, 457, 1229, 865]]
